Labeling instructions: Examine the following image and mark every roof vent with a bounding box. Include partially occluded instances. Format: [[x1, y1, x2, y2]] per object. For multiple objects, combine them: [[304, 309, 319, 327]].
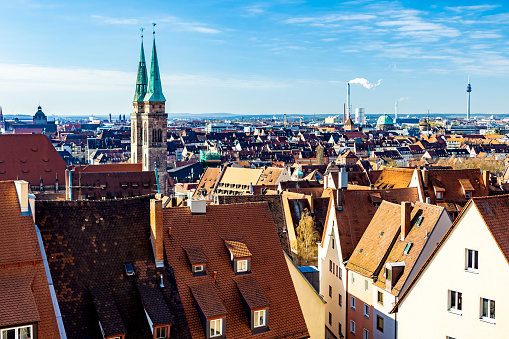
[[124, 264, 135, 276]]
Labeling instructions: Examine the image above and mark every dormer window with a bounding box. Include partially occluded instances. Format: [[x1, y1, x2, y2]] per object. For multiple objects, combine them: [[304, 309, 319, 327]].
[[237, 260, 248, 272], [210, 318, 223, 337], [194, 265, 205, 273], [254, 309, 267, 327], [185, 247, 207, 277], [436, 191, 443, 200], [224, 239, 252, 274], [1, 325, 33, 339], [465, 191, 471, 199]]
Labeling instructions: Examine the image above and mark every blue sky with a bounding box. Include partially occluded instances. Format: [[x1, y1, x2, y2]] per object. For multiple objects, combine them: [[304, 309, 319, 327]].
[[1, 0, 509, 116]]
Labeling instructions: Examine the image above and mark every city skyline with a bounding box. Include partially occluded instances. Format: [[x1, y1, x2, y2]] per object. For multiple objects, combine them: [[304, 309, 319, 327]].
[[1, 0, 509, 116]]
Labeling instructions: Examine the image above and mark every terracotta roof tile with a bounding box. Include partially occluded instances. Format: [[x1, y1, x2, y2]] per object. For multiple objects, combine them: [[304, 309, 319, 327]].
[[163, 203, 309, 339], [91, 286, 126, 336], [224, 240, 252, 258], [0, 273, 40, 327], [184, 247, 207, 265], [0, 135, 66, 187], [235, 275, 270, 309], [189, 282, 228, 318], [374, 168, 415, 189]]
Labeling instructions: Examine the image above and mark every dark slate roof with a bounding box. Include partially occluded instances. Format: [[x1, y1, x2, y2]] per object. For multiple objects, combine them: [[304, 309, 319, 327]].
[[189, 282, 228, 318], [91, 286, 127, 336], [36, 196, 190, 339]]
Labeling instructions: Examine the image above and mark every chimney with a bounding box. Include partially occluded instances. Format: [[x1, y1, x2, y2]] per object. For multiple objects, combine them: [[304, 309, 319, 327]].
[[483, 170, 490, 191], [150, 199, 164, 268], [400, 201, 412, 240], [422, 167, 428, 189], [14, 180, 30, 215], [188, 199, 206, 214]]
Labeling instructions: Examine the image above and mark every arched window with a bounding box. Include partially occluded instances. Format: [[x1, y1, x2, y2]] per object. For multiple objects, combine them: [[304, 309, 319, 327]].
[[158, 129, 162, 142], [152, 129, 156, 143]]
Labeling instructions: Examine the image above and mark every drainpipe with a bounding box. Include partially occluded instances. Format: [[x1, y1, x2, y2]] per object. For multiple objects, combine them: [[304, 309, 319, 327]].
[[155, 161, 160, 194], [69, 170, 73, 201]]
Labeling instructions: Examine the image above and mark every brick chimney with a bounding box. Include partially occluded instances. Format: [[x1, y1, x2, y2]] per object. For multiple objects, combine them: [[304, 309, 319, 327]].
[[150, 199, 164, 268], [400, 201, 412, 240], [483, 170, 490, 192]]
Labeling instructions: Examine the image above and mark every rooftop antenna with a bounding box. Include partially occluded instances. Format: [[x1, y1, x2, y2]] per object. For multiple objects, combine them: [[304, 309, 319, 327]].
[[466, 75, 472, 121]]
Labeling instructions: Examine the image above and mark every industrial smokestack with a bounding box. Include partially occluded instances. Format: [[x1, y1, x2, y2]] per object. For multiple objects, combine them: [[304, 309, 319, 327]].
[[467, 75, 472, 121], [347, 82, 351, 118]]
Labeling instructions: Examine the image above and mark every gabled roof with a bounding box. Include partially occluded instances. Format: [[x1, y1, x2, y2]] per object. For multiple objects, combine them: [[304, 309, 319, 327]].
[[0, 134, 66, 186], [235, 275, 270, 309], [36, 196, 185, 338], [224, 239, 252, 258], [163, 203, 309, 339], [374, 167, 415, 189], [0, 181, 59, 335], [322, 187, 420, 261]]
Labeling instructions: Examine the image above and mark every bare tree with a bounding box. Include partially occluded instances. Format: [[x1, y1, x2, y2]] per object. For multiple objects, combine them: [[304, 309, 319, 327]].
[[296, 208, 319, 266]]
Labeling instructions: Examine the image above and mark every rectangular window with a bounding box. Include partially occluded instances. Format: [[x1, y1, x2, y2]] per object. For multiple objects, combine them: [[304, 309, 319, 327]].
[[336, 264, 339, 277], [329, 312, 332, 325], [481, 298, 495, 322], [377, 290, 384, 305], [351, 296, 356, 310], [386, 268, 392, 281], [351, 272, 356, 285], [365, 279, 369, 291], [195, 265, 204, 272], [376, 315, 384, 332], [210, 318, 223, 337], [1, 325, 33, 339], [364, 329, 369, 339], [465, 191, 471, 199], [330, 260, 333, 272], [437, 191, 443, 200], [156, 326, 168, 339], [339, 294, 342, 307], [339, 267, 342, 280], [403, 242, 413, 255], [254, 309, 266, 327], [466, 249, 479, 271], [339, 322, 342, 336], [237, 260, 248, 272], [448, 290, 463, 314], [329, 285, 332, 298], [350, 320, 356, 335], [364, 304, 369, 318], [332, 238, 335, 249], [333, 264, 335, 275]]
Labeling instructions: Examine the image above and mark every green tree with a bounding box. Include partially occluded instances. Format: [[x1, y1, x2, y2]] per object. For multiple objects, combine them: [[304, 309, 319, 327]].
[[296, 208, 319, 266]]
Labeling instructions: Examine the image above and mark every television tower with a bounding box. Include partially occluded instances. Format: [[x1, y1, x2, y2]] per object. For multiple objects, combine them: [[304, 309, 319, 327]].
[[466, 75, 472, 120]]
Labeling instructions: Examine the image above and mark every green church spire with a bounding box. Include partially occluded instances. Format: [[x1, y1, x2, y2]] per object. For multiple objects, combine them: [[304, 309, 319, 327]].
[[144, 23, 166, 102], [133, 28, 148, 102]]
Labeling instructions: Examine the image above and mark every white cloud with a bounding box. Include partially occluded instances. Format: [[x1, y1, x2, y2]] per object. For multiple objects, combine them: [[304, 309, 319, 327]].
[[445, 5, 501, 13], [158, 16, 222, 34], [91, 15, 138, 25], [284, 13, 376, 24]]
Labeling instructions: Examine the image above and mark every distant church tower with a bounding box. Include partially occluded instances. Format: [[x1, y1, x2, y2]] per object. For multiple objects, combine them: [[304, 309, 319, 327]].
[[131, 24, 168, 194]]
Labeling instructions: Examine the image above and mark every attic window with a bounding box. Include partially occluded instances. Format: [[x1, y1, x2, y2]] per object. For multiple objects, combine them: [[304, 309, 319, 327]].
[[237, 260, 248, 272], [124, 263, 135, 276], [1, 325, 33, 339], [436, 191, 443, 200], [359, 249, 363, 254], [404, 242, 413, 255]]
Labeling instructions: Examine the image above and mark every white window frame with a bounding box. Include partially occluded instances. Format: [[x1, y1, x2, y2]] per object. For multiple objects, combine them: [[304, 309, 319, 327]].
[[156, 326, 168, 339], [195, 265, 204, 272], [364, 304, 369, 318], [481, 298, 495, 323], [365, 279, 369, 291], [350, 320, 356, 334], [351, 272, 356, 285], [0, 325, 33, 339], [351, 296, 356, 310], [466, 249, 479, 272], [237, 260, 248, 272], [364, 328, 369, 339], [210, 318, 223, 337], [448, 290, 462, 315], [436, 191, 443, 200], [254, 309, 266, 328]]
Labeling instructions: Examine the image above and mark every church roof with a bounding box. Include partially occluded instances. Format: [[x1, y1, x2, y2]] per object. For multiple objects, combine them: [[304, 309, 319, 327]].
[[144, 32, 166, 102], [377, 114, 394, 126], [34, 106, 46, 119], [133, 37, 148, 102]]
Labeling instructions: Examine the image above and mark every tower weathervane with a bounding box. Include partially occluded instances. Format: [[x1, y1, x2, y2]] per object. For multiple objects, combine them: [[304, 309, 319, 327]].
[[140, 27, 144, 38], [152, 22, 156, 35]]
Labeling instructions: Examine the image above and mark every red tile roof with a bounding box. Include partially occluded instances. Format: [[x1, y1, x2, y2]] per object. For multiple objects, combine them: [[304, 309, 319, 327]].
[[70, 163, 142, 173], [224, 239, 252, 258], [0, 181, 60, 337], [474, 195, 509, 263], [235, 275, 270, 309], [163, 203, 309, 339], [189, 282, 228, 318], [0, 134, 66, 187]]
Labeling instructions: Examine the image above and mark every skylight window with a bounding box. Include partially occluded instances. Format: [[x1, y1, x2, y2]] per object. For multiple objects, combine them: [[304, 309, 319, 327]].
[[415, 216, 424, 227], [403, 242, 413, 255], [124, 263, 135, 276]]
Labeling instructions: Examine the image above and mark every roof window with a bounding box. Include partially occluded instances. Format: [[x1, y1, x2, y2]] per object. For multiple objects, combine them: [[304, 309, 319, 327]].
[[224, 239, 252, 274], [403, 242, 413, 255], [124, 263, 135, 276]]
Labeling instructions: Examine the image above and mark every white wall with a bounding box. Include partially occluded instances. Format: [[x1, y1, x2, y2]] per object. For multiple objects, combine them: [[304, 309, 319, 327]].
[[397, 204, 509, 338]]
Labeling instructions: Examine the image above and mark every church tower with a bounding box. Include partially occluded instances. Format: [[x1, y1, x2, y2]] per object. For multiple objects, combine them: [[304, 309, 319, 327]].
[[141, 24, 168, 194], [131, 28, 147, 164]]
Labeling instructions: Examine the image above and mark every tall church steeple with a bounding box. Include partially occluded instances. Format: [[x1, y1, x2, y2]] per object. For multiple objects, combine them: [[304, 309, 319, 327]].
[[131, 28, 147, 165], [140, 23, 168, 194], [133, 30, 148, 102], [144, 24, 165, 103]]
